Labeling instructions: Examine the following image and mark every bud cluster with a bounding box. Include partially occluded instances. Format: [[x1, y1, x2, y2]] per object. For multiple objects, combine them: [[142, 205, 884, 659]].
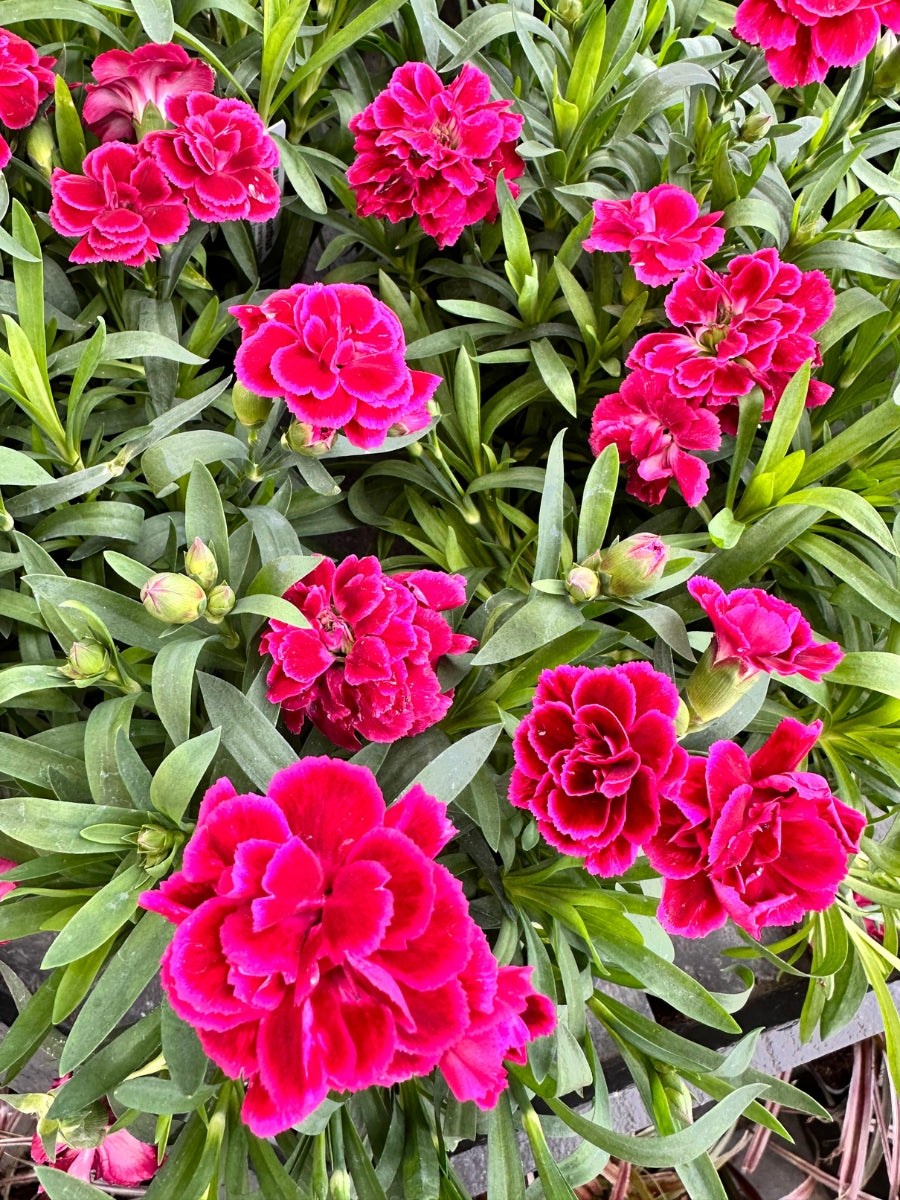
[[566, 533, 669, 603], [140, 539, 236, 626]]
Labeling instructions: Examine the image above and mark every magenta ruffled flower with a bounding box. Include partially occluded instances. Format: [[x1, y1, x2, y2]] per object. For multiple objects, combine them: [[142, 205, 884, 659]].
[[49, 142, 189, 267], [735, 0, 900, 85], [347, 62, 524, 249], [0, 27, 54, 131], [145, 93, 280, 223], [688, 576, 843, 681], [139, 760, 554, 1135], [647, 720, 865, 938], [231, 283, 441, 450], [589, 370, 721, 507], [583, 184, 725, 287], [628, 248, 835, 432], [509, 662, 688, 876], [83, 43, 215, 142], [260, 556, 475, 749]]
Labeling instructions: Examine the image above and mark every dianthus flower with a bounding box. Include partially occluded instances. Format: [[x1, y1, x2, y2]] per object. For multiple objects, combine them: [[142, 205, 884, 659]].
[[583, 184, 725, 287], [139, 760, 554, 1135], [688, 576, 843, 682], [144, 92, 280, 223], [509, 662, 688, 876], [84, 43, 215, 142], [231, 282, 441, 450], [646, 720, 865, 938], [734, 0, 900, 86], [260, 556, 475, 749], [589, 369, 721, 507], [49, 142, 189, 267], [347, 62, 524, 249], [0, 27, 54, 131], [628, 248, 834, 432]]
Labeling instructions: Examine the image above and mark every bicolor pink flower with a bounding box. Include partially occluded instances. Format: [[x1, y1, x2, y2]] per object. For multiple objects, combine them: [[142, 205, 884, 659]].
[[647, 720, 865, 938], [0, 27, 54, 130], [688, 576, 843, 681], [139, 760, 553, 1135], [84, 43, 215, 142], [509, 662, 688, 876], [628, 248, 834, 432], [260, 556, 474, 749], [231, 282, 441, 450], [583, 185, 725, 287], [347, 62, 524, 249], [49, 142, 189, 267], [32, 1128, 158, 1188], [734, 0, 900, 85], [589, 369, 721, 507], [145, 93, 280, 223]]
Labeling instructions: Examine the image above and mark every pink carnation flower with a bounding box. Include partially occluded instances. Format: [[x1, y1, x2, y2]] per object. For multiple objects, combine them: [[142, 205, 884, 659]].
[[144, 92, 280, 223], [647, 720, 865, 938], [260, 556, 475, 749], [589, 369, 721, 507], [688, 576, 843, 681], [509, 662, 688, 876], [83, 43, 215, 142], [231, 282, 441, 450], [139, 760, 554, 1135], [49, 142, 189, 267], [583, 184, 725, 287], [32, 1128, 158, 1189], [0, 27, 54, 130], [734, 0, 900, 85], [628, 248, 835, 432], [347, 62, 524, 249]]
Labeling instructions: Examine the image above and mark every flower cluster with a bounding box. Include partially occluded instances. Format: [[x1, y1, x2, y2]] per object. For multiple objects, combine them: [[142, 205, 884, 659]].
[[0, 26, 56, 168], [585, 183, 835, 507], [347, 62, 524, 249], [232, 283, 441, 450], [49, 44, 280, 266], [260, 555, 474, 748], [139, 759, 555, 1135]]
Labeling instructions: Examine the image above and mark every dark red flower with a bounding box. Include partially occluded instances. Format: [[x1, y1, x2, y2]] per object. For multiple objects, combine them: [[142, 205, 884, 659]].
[[84, 43, 215, 142], [49, 142, 189, 267], [0, 27, 54, 130], [347, 62, 524, 249], [589, 369, 721, 507], [647, 720, 865, 938], [260, 556, 475, 749], [509, 662, 688, 876]]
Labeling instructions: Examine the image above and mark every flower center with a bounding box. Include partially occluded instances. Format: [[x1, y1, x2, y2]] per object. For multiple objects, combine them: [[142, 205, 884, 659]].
[[430, 118, 461, 148], [698, 322, 730, 352]]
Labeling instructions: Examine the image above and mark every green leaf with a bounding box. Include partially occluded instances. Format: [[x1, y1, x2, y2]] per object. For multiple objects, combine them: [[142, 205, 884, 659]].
[[406, 725, 502, 805], [25, 574, 178, 652], [487, 1093, 526, 1200], [232, 594, 310, 628], [32, 501, 143, 544], [828, 651, 900, 699], [0, 0, 127, 42], [0, 447, 52, 486], [49, 1008, 162, 1119], [750, 361, 811, 481], [41, 860, 149, 969], [11, 201, 46, 377], [185, 459, 231, 580], [150, 728, 221, 824], [198, 673, 296, 790], [473, 592, 584, 667], [272, 133, 327, 213], [114, 1076, 216, 1114], [577, 443, 618, 562], [0, 664, 71, 706], [35, 1168, 109, 1200], [0, 798, 142, 854], [151, 637, 208, 747], [132, 0, 174, 41], [54, 74, 87, 174], [816, 286, 888, 351], [0, 972, 60, 1081], [617, 63, 714, 138], [247, 1131, 306, 1200], [341, 1106, 390, 1200], [161, 998, 208, 1095], [142, 434, 247, 498], [531, 340, 577, 417], [779, 486, 897, 554], [246, 555, 321, 599], [533, 429, 567, 583], [50, 331, 204, 375], [84, 695, 140, 808], [0, 732, 89, 796]]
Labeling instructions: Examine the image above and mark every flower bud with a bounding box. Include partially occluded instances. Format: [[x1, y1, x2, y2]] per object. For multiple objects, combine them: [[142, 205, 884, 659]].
[[59, 640, 110, 682], [875, 31, 900, 94], [26, 119, 56, 178], [739, 110, 773, 142], [282, 420, 337, 457], [597, 534, 669, 597], [566, 565, 600, 603], [557, 0, 583, 22], [685, 644, 758, 725], [140, 573, 207, 624], [137, 823, 181, 868], [232, 381, 273, 429], [135, 99, 167, 138], [206, 582, 235, 621], [184, 537, 218, 591]]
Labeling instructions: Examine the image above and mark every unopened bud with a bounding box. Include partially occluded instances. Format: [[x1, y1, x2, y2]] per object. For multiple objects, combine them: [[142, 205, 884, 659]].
[[557, 0, 583, 22], [137, 823, 180, 867], [60, 640, 110, 682], [140, 573, 207, 624], [597, 534, 669, 598], [205, 582, 235, 621], [184, 537, 218, 591], [566, 565, 600, 603], [26, 119, 56, 178], [739, 110, 773, 142], [283, 420, 336, 457], [232, 381, 273, 429], [685, 645, 758, 725], [875, 31, 900, 94]]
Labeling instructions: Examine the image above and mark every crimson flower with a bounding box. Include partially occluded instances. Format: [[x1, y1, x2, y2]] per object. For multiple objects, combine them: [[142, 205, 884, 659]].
[[84, 43, 215, 142], [589, 369, 721, 507], [260, 556, 474, 749], [647, 720, 865, 937], [628, 248, 834, 432], [509, 662, 688, 876], [32, 1127, 157, 1188], [139, 760, 554, 1135], [49, 142, 189, 267], [231, 282, 441, 450], [583, 184, 724, 287], [0, 27, 54, 130], [347, 62, 524, 249]]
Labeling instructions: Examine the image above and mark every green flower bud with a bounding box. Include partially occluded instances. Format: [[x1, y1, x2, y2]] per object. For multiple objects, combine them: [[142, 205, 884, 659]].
[[137, 823, 181, 867], [206, 582, 235, 621], [282, 421, 336, 457], [875, 31, 900, 94], [135, 99, 167, 138], [140, 573, 207, 624], [738, 110, 774, 142], [60, 640, 110, 682], [566, 565, 600, 603], [557, 0, 583, 22], [184, 537, 219, 591], [685, 644, 758, 726], [232, 381, 274, 429], [597, 534, 669, 598], [26, 119, 57, 178]]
